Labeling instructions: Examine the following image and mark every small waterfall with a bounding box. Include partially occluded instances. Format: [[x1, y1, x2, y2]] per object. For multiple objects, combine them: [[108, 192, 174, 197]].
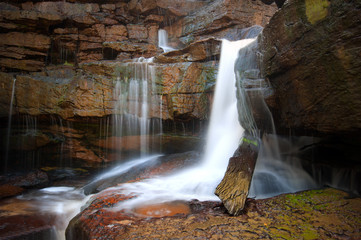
[[233, 34, 316, 199], [4, 77, 16, 172], [158, 29, 174, 53], [112, 58, 162, 159]]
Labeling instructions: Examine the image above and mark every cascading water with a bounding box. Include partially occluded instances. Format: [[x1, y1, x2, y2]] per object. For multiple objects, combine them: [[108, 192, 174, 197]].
[[158, 29, 175, 53], [110, 39, 251, 210], [4, 78, 16, 172], [112, 58, 162, 158], [233, 35, 316, 199]]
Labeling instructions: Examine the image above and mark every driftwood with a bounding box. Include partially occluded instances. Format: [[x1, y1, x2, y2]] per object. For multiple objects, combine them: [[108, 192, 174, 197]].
[[215, 136, 259, 215]]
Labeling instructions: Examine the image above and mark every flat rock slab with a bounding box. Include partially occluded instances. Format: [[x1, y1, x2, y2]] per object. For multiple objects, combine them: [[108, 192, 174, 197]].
[[67, 188, 361, 239]]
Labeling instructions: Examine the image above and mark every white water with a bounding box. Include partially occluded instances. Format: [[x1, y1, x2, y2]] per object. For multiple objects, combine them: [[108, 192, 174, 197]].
[[113, 58, 162, 157], [249, 134, 317, 199], [17, 186, 91, 240], [4, 78, 16, 172], [92, 154, 162, 183], [111, 39, 251, 210], [158, 29, 175, 53]]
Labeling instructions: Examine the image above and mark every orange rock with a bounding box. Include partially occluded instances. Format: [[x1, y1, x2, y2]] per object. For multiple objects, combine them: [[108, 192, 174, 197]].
[[133, 201, 190, 217]]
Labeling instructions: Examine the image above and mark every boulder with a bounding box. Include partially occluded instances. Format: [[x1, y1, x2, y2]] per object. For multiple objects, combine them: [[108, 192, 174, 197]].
[[66, 188, 361, 240], [260, 0, 361, 138], [215, 137, 259, 215]]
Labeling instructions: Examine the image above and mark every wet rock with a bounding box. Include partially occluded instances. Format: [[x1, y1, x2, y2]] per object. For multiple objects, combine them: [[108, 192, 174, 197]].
[[8, 131, 53, 151], [166, 0, 277, 45], [66, 188, 361, 239], [0, 184, 24, 199], [154, 38, 221, 63], [260, 0, 361, 138], [215, 137, 259, 215], [83, 151, 201, 194], [0, 32, 50, 51], [2, 170, 50, 190], [0, 214, 56, 240]]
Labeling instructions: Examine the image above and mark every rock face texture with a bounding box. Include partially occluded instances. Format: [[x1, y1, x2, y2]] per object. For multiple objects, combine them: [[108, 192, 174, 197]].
[[260, 0, 361, 138], [66, 188, 361, 239], [0, 0, 276, 121]]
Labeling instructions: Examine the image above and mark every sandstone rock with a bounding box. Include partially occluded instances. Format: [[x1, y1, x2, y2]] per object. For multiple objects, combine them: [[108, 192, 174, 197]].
[[66, 188, 361, 240], [105, 25, 128, 41], [127, 24, 148, 40], [8, 131, 53, 151], [166, 0, 277, 45], [0, 184, 24, 199], [83, 151, 200, 194], [260, 0, 361, 137], [0, 58, 45, 72], [32, 2, 100, 16], [128, 0, 207, 16], [0, 72, 15, 117], [0, 9, 63, 22], [154, 38, 221, 63], [66, 139, 102, 164], [0, 32, 50, 51], [215, 137, 259, 215], [0, 214, 56, 240], [7, 170, 50, 189]]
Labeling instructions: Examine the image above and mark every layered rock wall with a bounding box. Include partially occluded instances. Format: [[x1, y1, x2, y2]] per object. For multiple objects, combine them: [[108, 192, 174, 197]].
[[0, 0, 276, 121], [260, 0, 361, 138]]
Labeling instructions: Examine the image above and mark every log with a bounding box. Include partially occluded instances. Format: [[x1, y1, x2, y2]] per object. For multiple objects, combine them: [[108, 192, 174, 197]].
[[215, 136, 259, 215]]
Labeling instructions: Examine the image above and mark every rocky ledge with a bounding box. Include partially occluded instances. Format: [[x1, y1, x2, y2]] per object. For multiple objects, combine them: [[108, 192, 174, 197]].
[[66, 188, 361, 239]]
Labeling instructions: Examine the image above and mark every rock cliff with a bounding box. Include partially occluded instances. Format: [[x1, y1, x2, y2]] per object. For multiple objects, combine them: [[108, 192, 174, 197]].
[[260, 0, 361, 139]]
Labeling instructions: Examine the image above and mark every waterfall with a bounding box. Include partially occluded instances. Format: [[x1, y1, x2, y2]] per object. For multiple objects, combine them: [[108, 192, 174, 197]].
[[111, 39, 252, 210], [233, 34, 316, 199], [4, 77, 16, 172], [158, 29, 174, 53], [112, 58, 162, 159]]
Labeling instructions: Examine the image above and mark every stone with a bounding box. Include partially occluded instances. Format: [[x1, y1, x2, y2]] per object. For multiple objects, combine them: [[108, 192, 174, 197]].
[[0, 58, 45, 72], [83, 151, 200, 194], [0, 32, 50, 51], [6, 170, 50, 189], [0, 72, 15, 117], [154, 38, 221, 63], [215, 137, 259, 215], [8, 131, 53, 151], [0, 184, 24, 199], [105, 25, 128, 42], [66, 188, 361, 239], [127, 24, 148, 40], [165, 0, 277, 45], [259, 0, 361, 137]]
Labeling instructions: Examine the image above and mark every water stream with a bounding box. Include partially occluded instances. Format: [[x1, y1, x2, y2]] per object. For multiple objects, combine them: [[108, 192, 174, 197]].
[[4, 78, 16, 172], [158, 29, 175, 53]]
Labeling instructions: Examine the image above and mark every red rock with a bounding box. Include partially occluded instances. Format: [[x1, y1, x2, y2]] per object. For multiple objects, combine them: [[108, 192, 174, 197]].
[[0, 184, 24, 199], [127, 24, 148, 40], [0, 32, 50, 51], [0, 58, 45, 72], [105, 25, 128, 42], [133, 201, 190, 217]]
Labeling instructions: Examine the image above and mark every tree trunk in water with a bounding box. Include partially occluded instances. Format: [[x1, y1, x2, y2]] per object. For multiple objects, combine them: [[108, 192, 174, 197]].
[[215, 137, 258, 215]]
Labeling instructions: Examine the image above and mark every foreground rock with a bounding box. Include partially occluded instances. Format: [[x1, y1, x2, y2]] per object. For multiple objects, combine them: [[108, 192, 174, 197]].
[[215, 138, 259, 215], [260, 0, 361, 138], [66, 188, 361, 239]]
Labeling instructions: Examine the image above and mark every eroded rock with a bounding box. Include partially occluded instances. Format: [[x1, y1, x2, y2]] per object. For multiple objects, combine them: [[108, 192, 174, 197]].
[[66, 188, 361, 239], [260, 0, 361, 137]]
